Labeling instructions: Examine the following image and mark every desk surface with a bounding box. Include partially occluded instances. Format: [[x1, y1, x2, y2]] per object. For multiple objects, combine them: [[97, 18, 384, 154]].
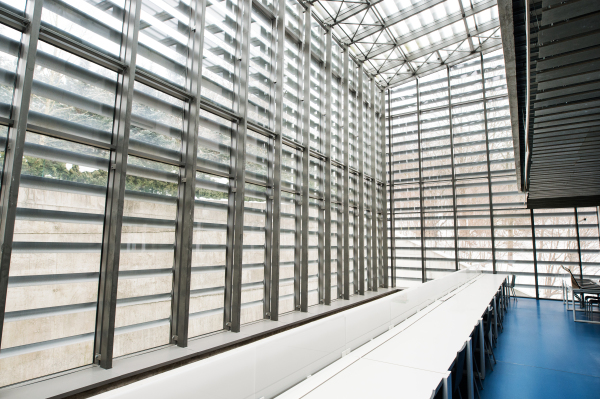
[[302, 359, 445, 399], [366, 275, 506, 373], [279, 274, 507, 398]]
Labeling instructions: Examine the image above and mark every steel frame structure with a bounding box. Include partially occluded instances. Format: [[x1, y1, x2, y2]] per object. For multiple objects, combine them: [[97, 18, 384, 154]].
[[386, 52, 600, 298], [0, 0, 388, 385], [310, 0, 504, 88]]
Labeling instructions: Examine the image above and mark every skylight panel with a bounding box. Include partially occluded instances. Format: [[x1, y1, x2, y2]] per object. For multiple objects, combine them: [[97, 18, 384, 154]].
[[313, 0, 501, 88], [376, 0, 401, 18]]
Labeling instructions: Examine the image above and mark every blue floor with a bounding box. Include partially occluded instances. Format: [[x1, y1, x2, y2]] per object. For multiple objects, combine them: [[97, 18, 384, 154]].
[[480, 298, 600, 399]]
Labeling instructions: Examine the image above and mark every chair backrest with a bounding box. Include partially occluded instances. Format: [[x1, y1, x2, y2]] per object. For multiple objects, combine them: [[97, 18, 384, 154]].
[[484, 307, 493, 335], [510, 274, 516, 288], [453, 342, 467, 392], [472, 325, 479, 352], [561, 266, 581, 289]]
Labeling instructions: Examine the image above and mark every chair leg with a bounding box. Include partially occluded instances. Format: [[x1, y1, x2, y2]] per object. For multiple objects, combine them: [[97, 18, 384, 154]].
[[488, 340, 497, 364], [485, 340, 496, 370], [473, 357, 484, 390]]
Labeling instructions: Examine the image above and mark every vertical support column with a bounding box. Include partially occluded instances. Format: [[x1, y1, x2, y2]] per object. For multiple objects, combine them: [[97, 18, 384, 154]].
[[416, 79, 426, 283], [357, 66, 365, 295], [270, 0, 287, 320], [466, 337, 474, 399], [264, 154, 274, 318], [370, 80, 378, 290], [263, 7, 280, 321], [337, 173, 343, 298], [530, 209, 539, 300], [381, 91, 390, 289], [0, 0, 43, 350], [597, 206, 600, 248], [342, 47, 350, 300], [323, 28, 333, 305], [171, 0, 207, 347], [387, 90, 396, 288], [446, 66, 459, 271], [318, 74, 325, 304], [300, 5, 311, 311], [226, 0, 252, 332], [94, 0, 141, 368], [481, 54, 497, 274], [574, 207, 583, 281], [294, 149, 302, 309]]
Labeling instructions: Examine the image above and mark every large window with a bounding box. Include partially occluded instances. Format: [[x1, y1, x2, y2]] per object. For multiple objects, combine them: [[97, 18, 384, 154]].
[[0, 0, 389, 388], [386, 50, 600, 296]]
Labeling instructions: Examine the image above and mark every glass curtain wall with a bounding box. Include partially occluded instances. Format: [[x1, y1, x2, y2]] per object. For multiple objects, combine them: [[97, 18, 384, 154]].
[[0, 0, 388, 387], [386, 50, 600, 297]]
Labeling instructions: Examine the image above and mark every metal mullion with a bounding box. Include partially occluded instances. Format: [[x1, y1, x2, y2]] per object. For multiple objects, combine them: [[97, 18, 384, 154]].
[[574, 208, 583, 281], [294, 148, 301, 310], [378, 95, 388, 288], [530, 210, 539, 300], [262, 6, 278, 321], [170, 0, 207, 348], [342, 46, 350, 300], [94, 0, 142, 368], [0, 0, 43, 352], [387, 90, 396, 287], [357, 65, 365, 295], [300, 4, 311, 312], [336, 171, 343, 299], [370, 80, 379, 290], [323, 29, 334, 305], [416, 79, 426, 283], [323, 28, 332, 305], [315, 60, 325, 305], [480, 54, 496, 274], [225, 0, 252, 333], [353, 204, 359, 294], [446, 66, 459, 271], [457, 0, 475, 53], [597, 206, 600, 249], [270, 0, 286, 321]]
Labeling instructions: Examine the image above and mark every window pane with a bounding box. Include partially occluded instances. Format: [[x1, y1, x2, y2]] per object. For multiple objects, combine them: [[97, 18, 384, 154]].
[[189, 172, 229, 337], [2, 134, 109, 386], [309, 57, 323, 152], [283, 36, 301, 141], [241, 183, 267, 324], [41, 0, 125, 57], [278, 191, 297, 314], [248, 7, 274, 127], [137, 0, 191, 87], [131, 82, 184, 160], [202, 0, 239, 110], [197, 110, 233, 175], [114, 156, 178, 357]]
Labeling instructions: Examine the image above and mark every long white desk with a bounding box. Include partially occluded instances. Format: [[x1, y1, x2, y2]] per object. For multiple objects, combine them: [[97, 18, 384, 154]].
[[85, 270, 495, 399], [278, 275, 507, 399]]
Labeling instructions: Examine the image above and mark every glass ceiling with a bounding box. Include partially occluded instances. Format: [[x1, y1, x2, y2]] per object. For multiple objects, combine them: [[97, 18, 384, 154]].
[[312, 0, 502, 88]]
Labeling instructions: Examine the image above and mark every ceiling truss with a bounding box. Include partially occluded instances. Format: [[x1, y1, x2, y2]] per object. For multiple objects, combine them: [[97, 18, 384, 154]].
[[311, 0, 502, 89]]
